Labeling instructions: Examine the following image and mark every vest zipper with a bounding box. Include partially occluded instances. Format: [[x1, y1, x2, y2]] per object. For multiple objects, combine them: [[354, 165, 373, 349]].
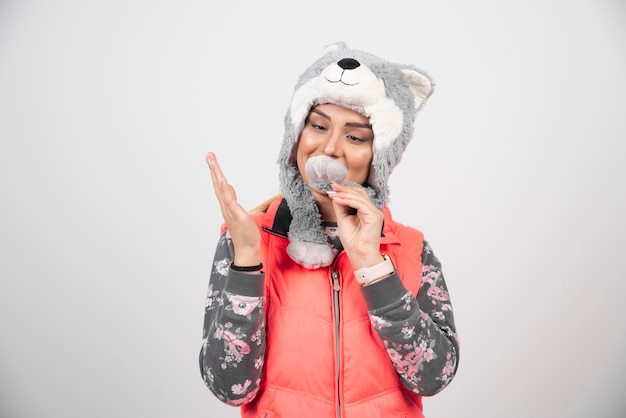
[[331, 266, 342, 418]]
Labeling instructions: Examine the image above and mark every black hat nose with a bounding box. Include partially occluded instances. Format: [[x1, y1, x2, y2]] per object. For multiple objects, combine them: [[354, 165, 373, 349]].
[[337, 58, 360, 70]]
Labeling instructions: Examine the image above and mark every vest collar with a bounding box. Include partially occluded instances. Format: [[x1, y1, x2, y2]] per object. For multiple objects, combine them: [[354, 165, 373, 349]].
[[266, 197, 400, 244]]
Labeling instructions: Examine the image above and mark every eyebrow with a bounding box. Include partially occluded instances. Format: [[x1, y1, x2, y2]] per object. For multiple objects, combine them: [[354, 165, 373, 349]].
[[310, 108, 373, 130]]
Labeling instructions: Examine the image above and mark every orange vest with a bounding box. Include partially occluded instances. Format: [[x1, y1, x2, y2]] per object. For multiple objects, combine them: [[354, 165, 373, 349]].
[[242, 196, 425, 418]]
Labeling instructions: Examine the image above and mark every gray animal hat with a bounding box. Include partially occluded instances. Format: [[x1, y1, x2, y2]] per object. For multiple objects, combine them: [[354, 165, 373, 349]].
[[278, 42, 434, 269]]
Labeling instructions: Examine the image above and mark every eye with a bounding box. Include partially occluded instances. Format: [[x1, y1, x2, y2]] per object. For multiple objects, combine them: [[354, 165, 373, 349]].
[[346, 135, 367, 143], [305, 117, 328, 132], [311, 123, 327, 131]]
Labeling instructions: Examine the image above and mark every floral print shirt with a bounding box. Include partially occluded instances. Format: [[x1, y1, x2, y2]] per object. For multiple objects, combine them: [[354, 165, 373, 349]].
[[199, 229, 459, 406]]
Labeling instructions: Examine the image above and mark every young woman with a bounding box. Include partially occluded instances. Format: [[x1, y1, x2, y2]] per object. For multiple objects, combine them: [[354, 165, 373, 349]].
[[200, 43, 459, 418]]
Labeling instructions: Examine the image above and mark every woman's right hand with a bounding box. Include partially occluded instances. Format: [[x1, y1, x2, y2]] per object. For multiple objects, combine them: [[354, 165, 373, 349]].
[[205, 152, 261, 268]]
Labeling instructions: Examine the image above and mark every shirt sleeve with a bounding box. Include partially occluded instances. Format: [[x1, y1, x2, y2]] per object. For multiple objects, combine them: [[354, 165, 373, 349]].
[[360, 240, 460, 396], [199, 229, 267, 406]]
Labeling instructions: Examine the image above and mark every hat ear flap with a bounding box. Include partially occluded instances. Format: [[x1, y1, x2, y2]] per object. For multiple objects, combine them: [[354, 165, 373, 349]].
[[401, 69, 434, 111]]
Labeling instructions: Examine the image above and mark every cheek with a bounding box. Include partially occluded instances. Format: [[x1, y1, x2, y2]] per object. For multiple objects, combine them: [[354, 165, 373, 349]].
[[294, 142, 310, 181], [295, 132, 319, 165], [347, 150, 373, 182], [296, 132, 317, 152], [295, 142, 306, 165]]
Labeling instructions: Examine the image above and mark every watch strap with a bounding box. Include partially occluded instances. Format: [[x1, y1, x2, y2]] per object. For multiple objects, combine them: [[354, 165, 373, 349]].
[[354, 254, 395, 285]]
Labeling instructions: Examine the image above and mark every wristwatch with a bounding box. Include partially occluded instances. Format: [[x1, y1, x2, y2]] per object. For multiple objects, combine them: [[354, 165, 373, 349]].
[[354, 254, 395, 285]]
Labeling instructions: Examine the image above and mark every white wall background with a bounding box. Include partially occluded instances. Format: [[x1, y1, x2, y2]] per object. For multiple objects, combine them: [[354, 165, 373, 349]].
[[1, 0, 625, 417]]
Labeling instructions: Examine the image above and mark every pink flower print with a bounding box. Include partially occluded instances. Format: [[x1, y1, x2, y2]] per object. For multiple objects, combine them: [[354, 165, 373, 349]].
[[423, 347, 435, 362], [442, 353, 455, 377], [206, 284, 219, 308], [427, 286, 449, 302], [442, 361, 454, 377], [231, 379, 252, 395], [214, 328, 224, 340], [432, 311, 445, 321], [387, 348, 403, 364], [370, 315, 391, 330], [401, 325, 416, 339], [223, 330, 251, 360], [404, 349, 424, 367], [229, 294, 262, 316], [397, 359, 419, 378], [254, 357, 264, 369], [228, 385, 260, 407], [421, 266, 439, 285], [401, 292, 413, 311], [214, 258, 230, 276]]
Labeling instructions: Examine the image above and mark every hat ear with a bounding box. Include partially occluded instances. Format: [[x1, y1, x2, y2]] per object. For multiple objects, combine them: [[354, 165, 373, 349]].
[[320, 41, 348, 55], [401, 69, 434, 110]]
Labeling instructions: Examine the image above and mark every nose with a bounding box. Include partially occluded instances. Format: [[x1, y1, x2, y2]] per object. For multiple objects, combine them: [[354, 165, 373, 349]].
[[322, 130, 342, 157], [337, 58, 360, 70]]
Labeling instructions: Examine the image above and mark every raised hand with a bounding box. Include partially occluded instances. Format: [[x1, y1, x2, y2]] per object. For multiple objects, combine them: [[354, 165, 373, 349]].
[[205, 152, 261, 268], [328, 182, 385, 270]]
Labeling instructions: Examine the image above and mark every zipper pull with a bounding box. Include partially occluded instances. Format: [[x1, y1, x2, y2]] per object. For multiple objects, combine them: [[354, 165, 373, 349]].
[[332, 270, 340, 291]]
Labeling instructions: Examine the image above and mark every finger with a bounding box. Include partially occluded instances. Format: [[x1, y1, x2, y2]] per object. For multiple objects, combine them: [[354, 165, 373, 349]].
[[329, 184, 382, 226], [205, 152, 244, 225], [206, 153, 238, 206], [330, 195, 348, 221], [206, 152, 226, 195], [329, 185, 372, 212], [329, 182, 369, 199]]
